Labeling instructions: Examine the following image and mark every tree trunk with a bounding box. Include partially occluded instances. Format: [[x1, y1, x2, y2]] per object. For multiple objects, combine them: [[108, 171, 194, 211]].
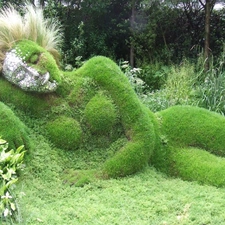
[[204, 0, 211, 71], [130, 1, 135, 67]]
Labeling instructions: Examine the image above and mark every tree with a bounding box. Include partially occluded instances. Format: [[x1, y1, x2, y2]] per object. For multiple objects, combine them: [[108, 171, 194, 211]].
[[199, 0, 216, 70], [171, 0, 225, 69], [0, 0, 30, 7]]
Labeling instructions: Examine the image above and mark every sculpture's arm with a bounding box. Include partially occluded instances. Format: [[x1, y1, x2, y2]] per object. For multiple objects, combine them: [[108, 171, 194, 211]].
[[72, 56, 158, 177]]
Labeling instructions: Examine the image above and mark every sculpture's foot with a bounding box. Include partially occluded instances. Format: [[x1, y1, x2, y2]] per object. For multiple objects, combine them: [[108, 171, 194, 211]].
[[153, 145, 225, 187]]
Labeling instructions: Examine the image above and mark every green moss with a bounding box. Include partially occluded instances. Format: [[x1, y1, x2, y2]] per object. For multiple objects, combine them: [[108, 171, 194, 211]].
[[84, 93, 117, 134], [66, 76, 97, 110], [0, 77, 56, 117], [62, 169, 99, 187], [157, 105, 225, 156], [46, 116, 82, 150], [30, 53, 39, 64], [170, 147, 225, 187], [15, 40, 61, 83], [0, 102, 31, 149]]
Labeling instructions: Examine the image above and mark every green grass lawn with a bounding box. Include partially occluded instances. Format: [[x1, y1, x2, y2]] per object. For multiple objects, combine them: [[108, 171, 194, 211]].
[[8, 131, 225, 225]]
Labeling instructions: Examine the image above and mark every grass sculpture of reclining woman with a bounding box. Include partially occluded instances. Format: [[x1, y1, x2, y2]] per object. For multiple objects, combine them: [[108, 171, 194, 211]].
[[1, 4, 225, 187]]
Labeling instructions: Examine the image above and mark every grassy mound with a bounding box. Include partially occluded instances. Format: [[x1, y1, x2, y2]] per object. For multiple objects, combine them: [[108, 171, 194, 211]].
[[170, 147, 225, 187], [2, 52, 225, 187]]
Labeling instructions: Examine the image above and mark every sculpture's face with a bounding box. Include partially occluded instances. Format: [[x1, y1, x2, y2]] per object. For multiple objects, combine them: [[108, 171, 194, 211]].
[[2, 40, 61, 93]]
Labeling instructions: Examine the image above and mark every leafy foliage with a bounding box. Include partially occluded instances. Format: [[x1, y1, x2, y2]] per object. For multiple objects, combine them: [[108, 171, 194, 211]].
[[197, 54, 225, 115], [142, 60, 198, 112], [138, 62, 169, 91], [119, 60, 147, 96], [0, 138, 25, 222]]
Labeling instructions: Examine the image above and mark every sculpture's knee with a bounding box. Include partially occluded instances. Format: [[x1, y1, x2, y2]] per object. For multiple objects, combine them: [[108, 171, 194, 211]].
[[0, 102, 31, 149]]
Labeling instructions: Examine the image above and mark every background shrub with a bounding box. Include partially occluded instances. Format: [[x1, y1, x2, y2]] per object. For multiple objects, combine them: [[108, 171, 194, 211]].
[[138, 62, 169, 91], [197, 59, 225, 115], [141, 60, 198, 112]]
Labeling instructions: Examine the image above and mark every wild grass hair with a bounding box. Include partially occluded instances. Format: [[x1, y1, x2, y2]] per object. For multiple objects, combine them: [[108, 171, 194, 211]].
[[0, 3, 62, 70]]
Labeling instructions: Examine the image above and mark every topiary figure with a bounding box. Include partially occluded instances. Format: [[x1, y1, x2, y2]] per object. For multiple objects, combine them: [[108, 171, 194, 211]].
[[1, 4, 225, 187]]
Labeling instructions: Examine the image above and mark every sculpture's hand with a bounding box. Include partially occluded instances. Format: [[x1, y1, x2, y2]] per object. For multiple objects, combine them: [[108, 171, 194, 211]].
[[0, 102, 31, 150]]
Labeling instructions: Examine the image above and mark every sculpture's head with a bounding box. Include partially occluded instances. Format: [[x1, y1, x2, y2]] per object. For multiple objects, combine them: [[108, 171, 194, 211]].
[[0, 4, 62, 93], [3, 40, 61, 92]]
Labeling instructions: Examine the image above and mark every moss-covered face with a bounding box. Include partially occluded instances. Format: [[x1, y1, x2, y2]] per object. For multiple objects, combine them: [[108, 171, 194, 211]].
[[2, 40, 61, 93]]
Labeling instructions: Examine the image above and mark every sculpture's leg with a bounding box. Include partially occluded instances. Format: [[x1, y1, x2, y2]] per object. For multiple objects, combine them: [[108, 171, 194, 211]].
[[171, 146, 225, 187], [153, 144, 225, 187], [152, 105, 225, 187], [0, 101, 31, 149], [157, 105, 225, 155]]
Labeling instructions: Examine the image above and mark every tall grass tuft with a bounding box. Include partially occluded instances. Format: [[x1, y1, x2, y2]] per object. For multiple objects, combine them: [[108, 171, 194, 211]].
[[197, 51, 225, 115], [0, 5, 24, 66], [0, 4, 62, 70], [142, 60, 198, 112], [24, 4, 62, 57]]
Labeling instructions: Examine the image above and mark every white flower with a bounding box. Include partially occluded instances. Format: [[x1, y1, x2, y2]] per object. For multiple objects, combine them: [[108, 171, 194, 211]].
[[121, 64, 129, 69], [3, 208, 12, 217], [135, 78, 144, 85], [1, 191, 12, 199], [131, 68, 142, 73]]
